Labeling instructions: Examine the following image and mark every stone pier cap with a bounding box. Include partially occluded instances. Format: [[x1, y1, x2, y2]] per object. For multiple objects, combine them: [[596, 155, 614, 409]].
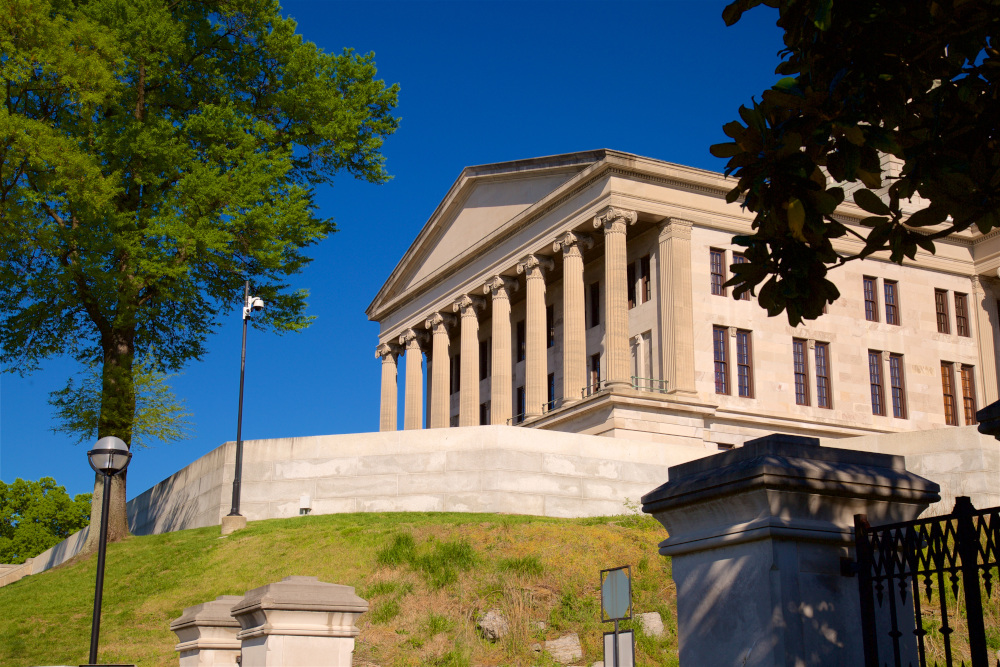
[[231, 575, 369, 639], [640, 434, 941, 557]]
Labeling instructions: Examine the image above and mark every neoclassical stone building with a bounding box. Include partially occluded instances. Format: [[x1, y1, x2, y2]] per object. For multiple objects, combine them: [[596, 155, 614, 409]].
[[367, 149, 1000, 449]]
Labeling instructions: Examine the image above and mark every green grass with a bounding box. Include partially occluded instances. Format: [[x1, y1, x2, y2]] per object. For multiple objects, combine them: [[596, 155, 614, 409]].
[[0, 510, 678, 666]]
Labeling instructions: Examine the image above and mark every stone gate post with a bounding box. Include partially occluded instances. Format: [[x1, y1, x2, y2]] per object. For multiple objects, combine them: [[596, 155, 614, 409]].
[[170, 595, 243, 666], [641, 434, 940, 667]]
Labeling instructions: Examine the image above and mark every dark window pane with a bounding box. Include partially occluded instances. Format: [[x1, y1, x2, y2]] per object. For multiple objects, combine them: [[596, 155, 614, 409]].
[[710, 249, 726, 296], [793, 339, 808, 405], [864, 277, 878, 322]]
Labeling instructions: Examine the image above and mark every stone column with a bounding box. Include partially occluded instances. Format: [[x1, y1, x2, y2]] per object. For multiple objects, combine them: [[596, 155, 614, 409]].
[[398, 328, 425, 430], [424, 313, 455, 429], [593, 206, 637, 390], [484, 276, 518, 425], [972, 275, 999, 404], [658, 217, 696, 395], [641, 434, 939, 667], [232, 576, 368, 667], [517, 254, 555, 417], [554, 231, 593, 403], [453, 295, 486, 426], [375, 343, 400, 432], [170, 595, 244, 667]]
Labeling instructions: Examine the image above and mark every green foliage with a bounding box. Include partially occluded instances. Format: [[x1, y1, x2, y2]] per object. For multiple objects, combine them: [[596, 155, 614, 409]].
[[0, 478, 91, 564], [713, 0, 1000, 324], [497, 555, 544, 577], [375, 532, 417, 567], [368, 598, 401, 625], [47, 355, 193, 448], [375, 532, 477, 589], [0, 0, 399, 448]]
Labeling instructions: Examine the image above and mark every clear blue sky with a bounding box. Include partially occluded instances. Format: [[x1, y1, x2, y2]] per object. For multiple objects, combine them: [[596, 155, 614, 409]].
[[1, 1, 783, 500]]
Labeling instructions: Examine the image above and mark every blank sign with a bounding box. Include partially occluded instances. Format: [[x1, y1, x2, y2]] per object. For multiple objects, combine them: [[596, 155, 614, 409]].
[[600, 566, 631, 621]]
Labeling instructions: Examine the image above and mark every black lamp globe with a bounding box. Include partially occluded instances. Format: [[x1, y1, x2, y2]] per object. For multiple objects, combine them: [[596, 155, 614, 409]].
[[87, 436, 132, 477]]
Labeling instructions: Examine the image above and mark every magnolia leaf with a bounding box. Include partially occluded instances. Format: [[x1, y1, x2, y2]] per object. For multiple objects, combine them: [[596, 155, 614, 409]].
[[854, 189, 890, 215], [786, 198, 807, 241]]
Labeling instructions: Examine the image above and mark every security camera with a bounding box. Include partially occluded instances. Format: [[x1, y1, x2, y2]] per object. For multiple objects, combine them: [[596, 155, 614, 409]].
[[249, 296, 265, 312]]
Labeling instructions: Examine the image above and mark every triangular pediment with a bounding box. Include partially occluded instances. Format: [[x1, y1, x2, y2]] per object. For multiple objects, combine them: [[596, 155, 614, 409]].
[[368, 150, 608, 320]]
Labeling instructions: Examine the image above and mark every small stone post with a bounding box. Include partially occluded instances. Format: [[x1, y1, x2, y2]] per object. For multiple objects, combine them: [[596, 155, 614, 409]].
[[170, 595, 243, 666], [231, 575, 368, 667], [641, 434, 940, 667]]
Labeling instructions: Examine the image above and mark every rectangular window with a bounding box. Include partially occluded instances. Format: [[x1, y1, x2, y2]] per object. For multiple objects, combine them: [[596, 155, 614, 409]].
[[736, 329, 754, 398], [942, 362, 958, 426], [627, 262, 637, 309], [955, 293, 970, 337], [889, 353, 906, 418], [516, 320, 525, 362], [710, 249, 726, 296], [884, 280, 900, 325], [815, 342, 832, 409], [640, 255, 651, 303], [479, 401, 491, 426], [793, 338, 809, 406], [869, 351, 885, 416], [589, 282, 600, 328], [514, 386, 525, 424], [590, 353, 601, 392], [733, 253, 750, 301], [546, 305, 555, 348], [547, 372, 555, 407], [935, 289, 950, 334], [864, 277, 879, 322], [961, 365, 977, 425], [479, 339, 490, 380], [713, 326, 729, 395], [450, 353, 461, 394]]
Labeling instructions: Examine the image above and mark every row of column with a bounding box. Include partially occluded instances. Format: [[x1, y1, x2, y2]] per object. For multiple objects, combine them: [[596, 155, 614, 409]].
[[376, 207, 698, 431]]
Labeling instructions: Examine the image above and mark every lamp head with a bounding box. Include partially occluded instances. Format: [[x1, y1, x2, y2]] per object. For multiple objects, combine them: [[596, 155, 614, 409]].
[[88, 436, 132, 477]]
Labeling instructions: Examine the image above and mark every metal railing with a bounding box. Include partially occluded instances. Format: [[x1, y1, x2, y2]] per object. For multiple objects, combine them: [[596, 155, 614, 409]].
[[631, 376, 668, 393], [582, 380, 606, 398], [506, 412, 526, 426]]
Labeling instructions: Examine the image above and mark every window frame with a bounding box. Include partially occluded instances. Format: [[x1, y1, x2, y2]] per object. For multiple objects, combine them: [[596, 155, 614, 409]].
[[961, 364, 977, 425], [888, 353, 906, 418], [869, 350, 886, 416], [884, 280, 900, 326], [736, 329, 754, 398], [733, 253, 750, 301], [515, 319, 525, 362], [955, 292, 970, 337], [864, 276, 879, 322], [639, 254, 651, 304], [935, 289, 950, 334], [627, 262, 637, 309], [710, 249, 726, 296], [713, 326, 730, 395], [815, 341, 832, 409], [546, 304, 555, 348], [793, 338, 809, 406], [942, 362, 958, 426], [589, 282, 600, 328]]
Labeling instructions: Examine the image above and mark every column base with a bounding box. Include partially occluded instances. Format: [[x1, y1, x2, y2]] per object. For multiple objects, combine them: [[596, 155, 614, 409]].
[[605, 380, 632, 391], [221, 515, 247, 536]]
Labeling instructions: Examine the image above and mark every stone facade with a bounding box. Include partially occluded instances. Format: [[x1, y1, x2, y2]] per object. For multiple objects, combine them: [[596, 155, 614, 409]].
[[368, 149, 1000, 446]]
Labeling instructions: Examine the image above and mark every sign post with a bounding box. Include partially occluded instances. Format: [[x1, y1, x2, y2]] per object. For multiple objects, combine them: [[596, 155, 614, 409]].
[[600, 565, 634, 667]]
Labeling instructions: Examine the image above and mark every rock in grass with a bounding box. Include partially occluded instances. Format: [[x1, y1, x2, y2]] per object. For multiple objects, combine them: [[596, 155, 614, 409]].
[[476, 608, 509, 641], [545, 633, 583, 663], [636, 610, 664, 638]]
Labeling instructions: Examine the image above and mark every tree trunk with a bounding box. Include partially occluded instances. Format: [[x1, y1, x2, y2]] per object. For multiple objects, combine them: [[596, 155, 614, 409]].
[[83, 332, 136, 553]]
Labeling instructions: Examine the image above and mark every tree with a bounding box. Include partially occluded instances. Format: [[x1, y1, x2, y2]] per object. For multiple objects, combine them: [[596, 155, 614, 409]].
[[49, 355, 194, 449], [0, 477, 91, 564], [0, 0, 399, 547], [712, 0, 1000, 325]]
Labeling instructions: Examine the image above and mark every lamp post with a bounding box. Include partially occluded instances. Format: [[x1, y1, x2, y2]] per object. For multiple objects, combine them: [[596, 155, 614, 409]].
[[223, 281, 265, 535], [87, 435, 132, 666]]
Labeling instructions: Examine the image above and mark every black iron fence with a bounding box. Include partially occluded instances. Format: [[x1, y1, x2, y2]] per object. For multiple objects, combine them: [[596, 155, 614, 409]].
[[853, 497, 999, 667]]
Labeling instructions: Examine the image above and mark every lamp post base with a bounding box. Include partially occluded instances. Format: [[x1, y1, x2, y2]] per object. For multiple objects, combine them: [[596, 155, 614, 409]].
[[220, 515, 247, 536]]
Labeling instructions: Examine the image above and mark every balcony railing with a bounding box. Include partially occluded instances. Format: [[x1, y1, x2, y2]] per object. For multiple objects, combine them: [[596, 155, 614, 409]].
[[581, 380, 606, 398], [631, 376, 668, 394]]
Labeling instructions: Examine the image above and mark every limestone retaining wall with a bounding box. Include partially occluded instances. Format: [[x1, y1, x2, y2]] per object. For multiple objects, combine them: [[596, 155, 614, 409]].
[[127, 425, 715, 535]]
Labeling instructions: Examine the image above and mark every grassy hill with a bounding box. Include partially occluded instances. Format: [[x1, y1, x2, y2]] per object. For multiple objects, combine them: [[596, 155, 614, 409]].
[[0, 510, 679, 666]]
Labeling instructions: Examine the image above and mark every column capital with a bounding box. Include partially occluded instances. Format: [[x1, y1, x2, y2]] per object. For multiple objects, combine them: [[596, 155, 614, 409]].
[[658, 216, 694, 241], [483, 275, 519, 299], [424, 312, 456, 334], [593, 206, 637, 234], [399, 328, 427, 349], [453, 294, 486, 317], [553, 231, 594, 256], [971, 274, 985, 295], [516, 254, 555, 279], [375, 342, 401, 360]]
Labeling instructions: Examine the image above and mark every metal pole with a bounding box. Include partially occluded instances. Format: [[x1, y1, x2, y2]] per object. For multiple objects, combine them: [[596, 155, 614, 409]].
[[613, 618, 620, 667], [228, 281, 249, 517], [88, 473, 112, 665]]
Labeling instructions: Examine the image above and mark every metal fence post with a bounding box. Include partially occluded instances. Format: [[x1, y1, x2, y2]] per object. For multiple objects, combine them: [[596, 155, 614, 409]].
[[953, 497, 988, 667]]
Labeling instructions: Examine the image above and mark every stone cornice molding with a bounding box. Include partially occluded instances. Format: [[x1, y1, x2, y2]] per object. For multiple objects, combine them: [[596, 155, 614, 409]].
[[516, 254, 555, 279], [424, 312, 456, 334], [553, 231, 594, 256], [658, 217, 694, 241], [399, 328, 428, 348], [593, 206, 638, 235], [483, 275, 519, 300], [375, 342, 401, 360], [453, 294, 486, 317]]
